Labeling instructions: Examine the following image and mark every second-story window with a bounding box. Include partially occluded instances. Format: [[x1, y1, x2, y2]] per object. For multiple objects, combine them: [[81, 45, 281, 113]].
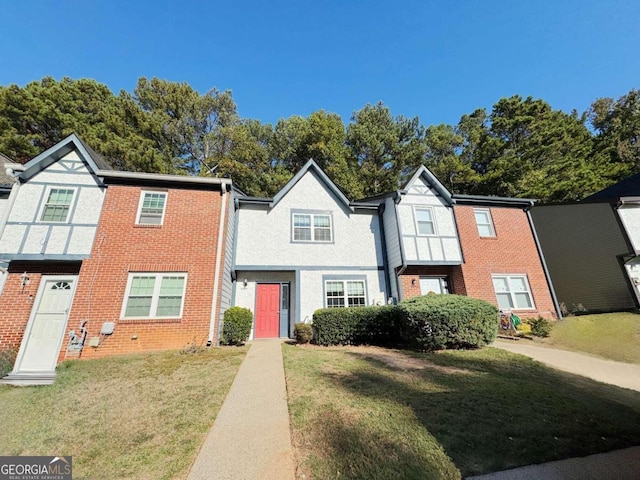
[[414, 207, 436, 235], [41, 188, 75, 223], [292, 212, 332, 242], [474, 209, 496, 237], [137, 191, 167, 225]]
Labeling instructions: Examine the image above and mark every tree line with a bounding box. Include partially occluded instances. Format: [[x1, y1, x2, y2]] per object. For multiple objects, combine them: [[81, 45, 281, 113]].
[[0, 76, 638, 202]]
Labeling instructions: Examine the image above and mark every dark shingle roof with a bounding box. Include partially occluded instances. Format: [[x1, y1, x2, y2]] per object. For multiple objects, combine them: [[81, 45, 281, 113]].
[[583, 173, 640, 202]]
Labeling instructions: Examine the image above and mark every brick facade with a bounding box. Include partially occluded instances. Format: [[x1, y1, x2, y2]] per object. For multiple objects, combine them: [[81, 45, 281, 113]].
[[63, 185, 227, 361], [454, 205, 556, 319], [399, 265, 467, 298]]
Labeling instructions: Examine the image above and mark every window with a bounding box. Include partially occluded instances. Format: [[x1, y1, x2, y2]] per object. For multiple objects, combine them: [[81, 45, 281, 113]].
[[292, 212, 332, 242], [474, 209, 495, 237], [122, 273, 186, 319], [492, 275, 534, 310], [137, 191, 167, 225], [325, 280, 366, 308], [414, 207, 436, 235], [41, 188, 74, 223]]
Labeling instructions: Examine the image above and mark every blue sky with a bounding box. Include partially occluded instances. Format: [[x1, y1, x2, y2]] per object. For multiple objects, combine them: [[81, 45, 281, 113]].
[[1, 1, 638, 126]]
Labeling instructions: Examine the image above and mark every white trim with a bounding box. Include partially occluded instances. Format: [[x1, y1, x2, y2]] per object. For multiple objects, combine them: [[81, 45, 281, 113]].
[[38, 186, 76, 224], [324, 279, 367, 308], [292, 212, 333, 243], [419, 276, 449, 295], [491, 274, 535, 310], [12, 275, 78, 374], [413, 206, 437, 236], [474, 208, 496, 237], [120, 272, 188, 319], [135, 190, 168, 226]]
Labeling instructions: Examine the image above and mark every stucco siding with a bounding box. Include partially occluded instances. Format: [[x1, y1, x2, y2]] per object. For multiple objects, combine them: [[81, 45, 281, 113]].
[[618, 205, 640, 252], [0, 150, 105, 258], [531, 203, 635, 312], [397, 176, 462, 263], [235, 170, 383, 268]]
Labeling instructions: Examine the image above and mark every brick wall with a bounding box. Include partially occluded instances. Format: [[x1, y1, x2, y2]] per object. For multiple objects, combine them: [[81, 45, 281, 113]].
[[454, 205, 557, 319], [64, 185, 227, 361], [399, 265, 467, 298], [0, 262, 81, 353]]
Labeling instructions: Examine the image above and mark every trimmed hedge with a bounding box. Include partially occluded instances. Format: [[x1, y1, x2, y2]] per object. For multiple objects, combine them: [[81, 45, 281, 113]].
[[294, 323, 313, 344], [399, 294, 498, 350], [221, 306, 253, 345], [312, 294, 499, 350], [312, 306, 401, 346]]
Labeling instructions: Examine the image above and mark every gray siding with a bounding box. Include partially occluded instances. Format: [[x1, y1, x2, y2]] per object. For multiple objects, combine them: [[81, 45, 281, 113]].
[[531, 203, 635, 312], [383, 197, 401, 301], [219, 190, 235, 320]]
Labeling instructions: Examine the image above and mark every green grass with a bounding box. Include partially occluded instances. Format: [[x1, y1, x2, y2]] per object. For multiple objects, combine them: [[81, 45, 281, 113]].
[[546, 313, 640, 364], [0, 347, 247, 480], [283, 344, 640, 479]]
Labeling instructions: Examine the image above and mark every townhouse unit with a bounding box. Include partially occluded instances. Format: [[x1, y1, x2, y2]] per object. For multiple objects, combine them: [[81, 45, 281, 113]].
[[0, 135, 232, 384], [532, 174, 640, 313], [232, 160, 388, 338], [376, 166, 559, 319]]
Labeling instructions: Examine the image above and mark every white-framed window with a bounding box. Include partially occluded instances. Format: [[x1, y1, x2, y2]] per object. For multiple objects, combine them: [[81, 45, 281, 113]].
[[40, 188, 75, 223], [325, 280, 366, 308], [292, 212, 332, 242], [136, 191, 167, 225], [474, 209, 496, 237], [122, 273, 187, 319], [492, 275, 534, 310], [414, 207, 436, 235]]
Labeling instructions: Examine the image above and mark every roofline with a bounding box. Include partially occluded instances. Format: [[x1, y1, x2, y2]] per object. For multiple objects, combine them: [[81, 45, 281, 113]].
[[452, 194, 536, 207], [97, 170, 232, 188], [405, 165, 454, 205]]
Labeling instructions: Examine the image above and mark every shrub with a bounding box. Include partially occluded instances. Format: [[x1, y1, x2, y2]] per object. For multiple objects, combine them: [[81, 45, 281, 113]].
[[294, 323, 313, 344], [530, 316, 552, 338], [312, 306, 401, 346], [0, 347, 17, 377], [399, 294, 499, 350], [222, 307, 253, 345]]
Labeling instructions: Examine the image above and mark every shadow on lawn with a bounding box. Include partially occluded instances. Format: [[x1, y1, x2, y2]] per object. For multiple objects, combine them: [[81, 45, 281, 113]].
[[325, 348, 640, 477]]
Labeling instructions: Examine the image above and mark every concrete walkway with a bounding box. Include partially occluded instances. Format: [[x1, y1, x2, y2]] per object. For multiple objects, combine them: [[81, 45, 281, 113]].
[[493, 340, 640, 392], [188, 339, 295, 480], [467, 446, 640, 480]]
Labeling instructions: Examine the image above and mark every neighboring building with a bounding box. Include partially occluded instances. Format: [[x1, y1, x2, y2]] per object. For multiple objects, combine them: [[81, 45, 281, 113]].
[[532, 175, 640, 313], [0, 135, 110, 384], [232, 160, 388, 338], [0, 135, 233, 384], [377, 166, 559, 319]]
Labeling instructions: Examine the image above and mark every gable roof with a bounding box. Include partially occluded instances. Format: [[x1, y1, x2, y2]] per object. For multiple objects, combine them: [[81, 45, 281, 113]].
[[12, 133, 112, 182], [270, 159, 354, 211], [583, 173, 640, 202], [403, 165, 454, 204]]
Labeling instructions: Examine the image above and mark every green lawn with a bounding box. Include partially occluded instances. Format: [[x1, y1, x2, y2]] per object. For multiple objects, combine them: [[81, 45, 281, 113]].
[[545, 313, 640, 364], [0, 347, 247, 480], [283, 344, 640, 479]]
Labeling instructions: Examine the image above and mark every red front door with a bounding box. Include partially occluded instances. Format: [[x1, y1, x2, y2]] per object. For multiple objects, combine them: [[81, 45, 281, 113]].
[[255, 284, 280, 338]]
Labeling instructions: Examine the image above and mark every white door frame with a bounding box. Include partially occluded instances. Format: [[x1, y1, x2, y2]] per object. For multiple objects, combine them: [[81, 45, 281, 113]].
[[11, 274, 78, 374]]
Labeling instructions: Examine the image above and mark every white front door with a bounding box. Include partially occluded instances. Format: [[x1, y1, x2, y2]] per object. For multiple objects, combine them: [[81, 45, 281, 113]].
[[13, 276, 77, 373], [419, 277, 449, 295]]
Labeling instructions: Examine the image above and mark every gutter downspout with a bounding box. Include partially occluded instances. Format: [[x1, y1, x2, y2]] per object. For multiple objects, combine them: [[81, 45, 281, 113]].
[[394, 192, 407, 301], [208, 186, 228, 346], [526, 206, 563, 319]]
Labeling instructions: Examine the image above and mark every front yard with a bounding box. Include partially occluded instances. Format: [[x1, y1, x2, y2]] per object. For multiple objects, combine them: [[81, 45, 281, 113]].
[[0, 347, 247, 480], [544, 312, 640, 364], [283, 344, 640, 479]]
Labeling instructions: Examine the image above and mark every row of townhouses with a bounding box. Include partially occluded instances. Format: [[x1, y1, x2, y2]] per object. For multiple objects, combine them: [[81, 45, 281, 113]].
[[0, 134, 571, 384]]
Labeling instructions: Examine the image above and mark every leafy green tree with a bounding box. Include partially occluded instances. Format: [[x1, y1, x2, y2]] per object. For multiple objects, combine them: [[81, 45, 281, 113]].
[[346, 102, 426, 197]]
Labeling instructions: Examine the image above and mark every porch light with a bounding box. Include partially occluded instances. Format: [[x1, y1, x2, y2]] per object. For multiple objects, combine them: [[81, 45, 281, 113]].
[[243, 278, 248, 288], [20, 272, 30, 288]]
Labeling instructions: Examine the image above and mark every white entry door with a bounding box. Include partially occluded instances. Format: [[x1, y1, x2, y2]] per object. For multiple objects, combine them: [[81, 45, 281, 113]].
[[419, 277, 449, 295], [14, 276, 77, 373]]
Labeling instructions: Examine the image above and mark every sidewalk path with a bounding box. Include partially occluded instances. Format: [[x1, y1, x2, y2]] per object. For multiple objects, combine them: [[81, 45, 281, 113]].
[[188, 339, 295, 480], [493, 340, 640, 392], [467, 446, 640, 480]]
